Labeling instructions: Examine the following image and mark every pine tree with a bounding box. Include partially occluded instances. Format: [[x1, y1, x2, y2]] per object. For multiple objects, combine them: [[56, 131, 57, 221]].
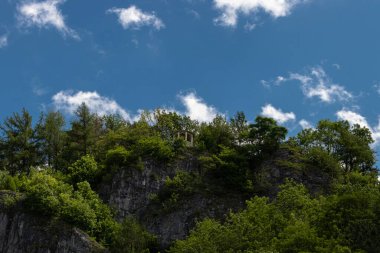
[[0, 109, 40, 174], [67, 103, 97, 161]]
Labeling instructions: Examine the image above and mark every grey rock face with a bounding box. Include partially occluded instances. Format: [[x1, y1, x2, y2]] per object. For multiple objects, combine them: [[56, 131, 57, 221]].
[[255, 148, 332, 197], [99, 157, 245, 248], [142, 194, 245, 248], [0, 194, 104, 253], [99, 158, 197, 219]]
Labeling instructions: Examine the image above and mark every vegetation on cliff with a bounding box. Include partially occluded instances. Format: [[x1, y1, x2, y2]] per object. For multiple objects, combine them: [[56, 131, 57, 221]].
[[0, 103, 378, 252]]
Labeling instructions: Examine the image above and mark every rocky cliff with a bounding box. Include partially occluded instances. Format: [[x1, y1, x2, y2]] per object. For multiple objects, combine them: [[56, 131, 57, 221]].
[[100, 149, 331, 249], [0, 192, 105, 253], [99, 156, 246, 248]]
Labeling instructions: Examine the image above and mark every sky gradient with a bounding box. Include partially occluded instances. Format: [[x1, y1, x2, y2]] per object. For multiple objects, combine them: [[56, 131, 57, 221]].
[[0, 0, 380, 157]]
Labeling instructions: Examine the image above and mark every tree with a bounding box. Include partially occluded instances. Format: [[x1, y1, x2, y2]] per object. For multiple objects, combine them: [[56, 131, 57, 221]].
[[296, 120, 375, 173], [197, 115, 234, 154], [67, 155, 99, 185], [230, 111, 249, 145], [67, 103, 97, 161], [247, 116, 287, 163], [110, 217, 156, 253], [103, 114, 127, 132], [37, 111, 66, 170], [0, 109, 40, 174]]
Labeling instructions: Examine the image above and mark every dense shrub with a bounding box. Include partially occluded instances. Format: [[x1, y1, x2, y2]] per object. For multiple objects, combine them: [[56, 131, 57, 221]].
[[105, 146, 133, 167], [0, 171, 16, 191], [110, 217, 157, 253], [67, 155, 99, 185], [136, 136, 174, 162], [169, 177, 380, 253], [21, 172, 116, 245]]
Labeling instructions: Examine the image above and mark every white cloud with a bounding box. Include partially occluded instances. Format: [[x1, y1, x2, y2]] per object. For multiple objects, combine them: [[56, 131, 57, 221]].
[[299, 119, 313, 129], [261, 104, 296, 124], [17, 0, 79, 39], [179, 92, 220, 123], [213, 0, 307, 27], [52, 91, 133, 121], [336, 109, 380, 146], [274, 66, 353, 103], [0, 35, 7, 48], [374, 84, 380, 95], [107, 6, 165, 30]]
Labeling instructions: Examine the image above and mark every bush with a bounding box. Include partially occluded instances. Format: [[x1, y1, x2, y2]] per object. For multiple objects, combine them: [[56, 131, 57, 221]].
[[105, 146, 133, 168], [0, 173, 16, 191], [21, 172, 117, 245], [110, 217, 157, 253], [67, 155, 99, 185], [136, 136, 174, 162]]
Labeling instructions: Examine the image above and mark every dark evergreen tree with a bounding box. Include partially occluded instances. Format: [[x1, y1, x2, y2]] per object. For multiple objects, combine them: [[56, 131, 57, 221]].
[[67, 103, 97, 161], [37, 111, 66, 170], [0, 109, 40, 174]]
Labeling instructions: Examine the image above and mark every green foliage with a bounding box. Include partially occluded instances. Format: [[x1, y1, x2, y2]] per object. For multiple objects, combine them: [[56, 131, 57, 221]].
[[296, 120, 375, 173], [0, 108, 41, 174], [305, 147, 341, 178], [169, 178, 380, 253], [20, 171, 117, 245], [136, 136, 174, 161], [159, 171, 202, 211], [0, 171, 17, 191], [197, 115, 234, 154], [105, 146, 133, 167], [0, 190, 21, 210], [67, 103, 99, 161], [0, 105, 378, 252], [110, 217, 156, 253], [37, 111, 66, 170], [247, 116, 288, 162], [67, 155, 99, 185]]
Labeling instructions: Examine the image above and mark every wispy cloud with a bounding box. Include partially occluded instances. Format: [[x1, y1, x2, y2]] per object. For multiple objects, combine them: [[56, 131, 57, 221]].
[[52, 91, 133, 121], [17, 0, 79, 39], [336, 109, 380, 146], [0, 35, 7, 48], [107, 6, 165, 30], [261, 104, 296, 124], [299, 119, 313, 129], [52, 90, 221, 124], [267, 66, 353, 103], [374, 84, 380, 95], [179, 92, 221, 123], [213, 0, 308, 27]]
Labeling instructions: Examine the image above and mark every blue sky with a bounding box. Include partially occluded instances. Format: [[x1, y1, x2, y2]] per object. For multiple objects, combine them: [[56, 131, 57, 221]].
[[1, 0, 380, 153]]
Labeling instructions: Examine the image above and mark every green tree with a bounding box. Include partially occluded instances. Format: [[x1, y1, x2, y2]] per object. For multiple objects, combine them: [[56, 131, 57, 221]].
[[230, 111, 249, 145], [103, 114, 127, 132], [110, 217, 156, 253], [197, 115, 234, 154], [67, 103, 98, 161], [247, 116, 287, 163], [37, 111, 66, 170], [67, 155, 99, 185], [0, 109, 41, 174]]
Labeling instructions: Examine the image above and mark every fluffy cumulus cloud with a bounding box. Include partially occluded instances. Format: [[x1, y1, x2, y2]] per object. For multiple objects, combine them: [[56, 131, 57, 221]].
[[0, 35, 7, 48], [213, 0, 307, 27], [272, 66, 353, 103], [179, 92, 220, 123], [17, 0, 78, 39], [299, 119, 313, 129], [336, 109, 380, 146], [261, 104, 296, 124], [52, 91, 133, 121], [107, 6, 165, 30]]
